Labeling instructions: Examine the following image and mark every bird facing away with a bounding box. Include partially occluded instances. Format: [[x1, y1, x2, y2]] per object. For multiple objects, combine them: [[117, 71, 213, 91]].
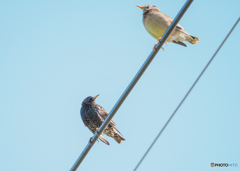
[[137, 4, 199, 49], [80, 95, 125, 145]]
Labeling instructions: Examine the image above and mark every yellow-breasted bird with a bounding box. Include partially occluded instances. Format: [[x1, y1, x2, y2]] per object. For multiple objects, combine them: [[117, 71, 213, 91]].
[[137, 4, 199, 50]]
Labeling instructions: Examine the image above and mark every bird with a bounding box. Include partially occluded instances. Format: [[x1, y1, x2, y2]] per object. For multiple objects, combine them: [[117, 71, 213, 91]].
[[136, 4, 199, 50], [80, 95, 125, 145]]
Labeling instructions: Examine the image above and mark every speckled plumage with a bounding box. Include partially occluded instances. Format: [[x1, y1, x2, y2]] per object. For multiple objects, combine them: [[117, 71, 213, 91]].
[[80, 95, 125, 145]]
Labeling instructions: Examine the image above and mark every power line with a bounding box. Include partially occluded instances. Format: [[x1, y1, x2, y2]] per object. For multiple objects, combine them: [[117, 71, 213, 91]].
[[133, 17, 240, 171], [70, 0, 194, 170]]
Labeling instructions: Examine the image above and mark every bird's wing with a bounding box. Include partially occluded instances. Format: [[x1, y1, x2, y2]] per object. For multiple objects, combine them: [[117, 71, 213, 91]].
[[175, 24, 189, 36], [154, 11, 173, 27], [97, 105, 117, 126], [156, 11, 189, 35], [158, 12, 189, 36], [172, 40, 187, 47], [97, 105, 123, 135], [113, 127, 123, 136]]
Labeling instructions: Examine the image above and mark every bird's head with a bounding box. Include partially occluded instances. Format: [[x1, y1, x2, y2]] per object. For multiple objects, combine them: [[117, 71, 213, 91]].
[[82, 95, 99, 105], [136, 4, 159, 13]]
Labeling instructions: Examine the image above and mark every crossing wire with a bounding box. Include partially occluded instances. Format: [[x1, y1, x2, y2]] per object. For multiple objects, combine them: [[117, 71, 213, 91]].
[[134, 17, 240, 171]]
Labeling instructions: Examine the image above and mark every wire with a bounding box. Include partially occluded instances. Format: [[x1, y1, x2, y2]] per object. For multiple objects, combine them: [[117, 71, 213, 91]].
[[70, 1, 194, 170], [134, 17, 240, 171]]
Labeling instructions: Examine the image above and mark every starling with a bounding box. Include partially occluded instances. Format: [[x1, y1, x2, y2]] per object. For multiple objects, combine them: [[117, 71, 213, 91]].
[[137, 5, 199, 50], [80, 95, 125, 145]]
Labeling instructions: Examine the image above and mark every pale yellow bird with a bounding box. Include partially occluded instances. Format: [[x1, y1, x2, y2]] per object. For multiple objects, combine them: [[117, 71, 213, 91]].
[[137, 4, 199, 50]]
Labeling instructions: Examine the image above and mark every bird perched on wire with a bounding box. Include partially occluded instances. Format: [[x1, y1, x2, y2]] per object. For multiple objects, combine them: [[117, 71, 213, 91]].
[[136, 4, 199, 50], [80, 95, 125, 145]]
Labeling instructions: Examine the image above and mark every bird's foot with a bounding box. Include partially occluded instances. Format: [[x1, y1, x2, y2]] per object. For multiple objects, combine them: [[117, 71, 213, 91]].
[[89, 137, 99, 144], [158, 37, 168, 45], [153, 37, 168, 51], [153, 44, 164, 51], [153, 44, 157, 51], [89, 137, 93, 144]]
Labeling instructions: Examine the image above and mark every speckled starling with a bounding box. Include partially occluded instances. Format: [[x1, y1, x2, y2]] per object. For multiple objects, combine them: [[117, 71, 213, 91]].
[[80, 95, 125, 145]]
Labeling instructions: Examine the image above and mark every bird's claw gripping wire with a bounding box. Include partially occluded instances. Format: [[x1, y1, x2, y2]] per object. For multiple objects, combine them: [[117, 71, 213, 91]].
[[153, 44, 164, 51], [153, 37, 169, 51], [89, 137, 99, 144], [89, 137, 93, 144], [88, 128, 101, 144], [158, 37, 168, 45]]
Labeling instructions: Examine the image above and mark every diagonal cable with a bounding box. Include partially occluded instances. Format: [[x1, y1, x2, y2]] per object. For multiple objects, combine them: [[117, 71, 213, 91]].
[[70, 0, 194, 170], [134, 17, 240, 171]]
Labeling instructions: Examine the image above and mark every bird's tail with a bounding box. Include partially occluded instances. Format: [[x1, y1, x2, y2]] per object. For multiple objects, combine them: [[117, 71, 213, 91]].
[[99, 135, 110, 145], [187, 35, 199, 44], [113, 132, 125, 144]]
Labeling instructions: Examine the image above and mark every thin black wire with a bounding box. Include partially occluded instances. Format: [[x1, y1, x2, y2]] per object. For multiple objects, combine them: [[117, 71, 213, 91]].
[[134, 17, 240, 171]]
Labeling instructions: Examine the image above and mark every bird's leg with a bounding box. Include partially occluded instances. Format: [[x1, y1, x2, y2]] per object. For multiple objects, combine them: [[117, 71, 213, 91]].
[[153, 36, 169, 51], [89, 136, 99, 144], [161, 34, 173, 45], [89, 137, 93, 144], [158, 37, 168, 45], [153, 44, 157, 51], [153, 44, 164, 51], [94, 128, 100, 143], [95, 128, 101, 135], [89, 128, 101, 144]]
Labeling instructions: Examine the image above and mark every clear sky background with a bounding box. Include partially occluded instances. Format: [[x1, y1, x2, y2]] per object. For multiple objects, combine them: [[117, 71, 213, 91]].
[[1, 0, 239, 170]]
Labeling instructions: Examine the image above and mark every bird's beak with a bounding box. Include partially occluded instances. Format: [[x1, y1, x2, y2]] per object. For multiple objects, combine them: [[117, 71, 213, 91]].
[[93, 94, 99, 100], [136, 5, 143, 10]]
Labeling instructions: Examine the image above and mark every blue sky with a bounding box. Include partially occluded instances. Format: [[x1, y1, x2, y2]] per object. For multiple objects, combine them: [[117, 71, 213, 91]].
[[1, 0, 239, 170]]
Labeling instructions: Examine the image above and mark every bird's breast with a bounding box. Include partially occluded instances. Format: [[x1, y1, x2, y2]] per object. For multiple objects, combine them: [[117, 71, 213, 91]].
[[143, 13, 169, 40]]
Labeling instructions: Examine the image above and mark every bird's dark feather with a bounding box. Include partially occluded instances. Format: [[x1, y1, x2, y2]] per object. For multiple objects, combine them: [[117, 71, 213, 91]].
[[143, 10, 150, 19], [176, 25, 183, 30], [173, 40, 187, 47]]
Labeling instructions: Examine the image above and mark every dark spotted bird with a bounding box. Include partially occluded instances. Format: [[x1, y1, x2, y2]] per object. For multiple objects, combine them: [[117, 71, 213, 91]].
[[80, 95, 125, 145], [137, 4, 199, 50]]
